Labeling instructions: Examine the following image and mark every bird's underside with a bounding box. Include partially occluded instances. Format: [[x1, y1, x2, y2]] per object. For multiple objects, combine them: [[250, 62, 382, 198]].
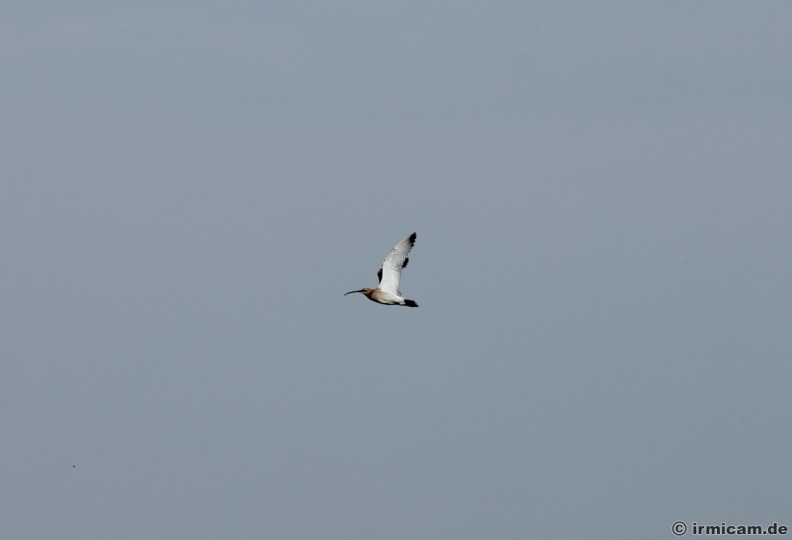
[[365, 288, 418, 307]]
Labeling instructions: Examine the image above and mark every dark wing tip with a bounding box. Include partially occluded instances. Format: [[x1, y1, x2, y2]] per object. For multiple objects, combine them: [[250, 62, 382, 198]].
[[409, 232, 417, 244], [402, 257, 409, 269], [377, 267, 383, 283]]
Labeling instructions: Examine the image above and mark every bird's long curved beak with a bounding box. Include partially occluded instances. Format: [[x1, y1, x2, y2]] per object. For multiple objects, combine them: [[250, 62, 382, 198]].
[[344, 289, 364, 296]]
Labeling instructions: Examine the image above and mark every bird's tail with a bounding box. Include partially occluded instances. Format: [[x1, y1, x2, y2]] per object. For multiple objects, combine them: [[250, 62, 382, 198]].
[[403, 299, 418, 307]]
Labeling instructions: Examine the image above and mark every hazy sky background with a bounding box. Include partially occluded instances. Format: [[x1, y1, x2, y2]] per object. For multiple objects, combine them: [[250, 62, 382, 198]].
[[2, 2, 791, 539]]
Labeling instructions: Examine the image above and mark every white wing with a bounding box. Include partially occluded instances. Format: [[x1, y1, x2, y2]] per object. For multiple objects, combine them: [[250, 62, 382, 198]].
[[377, 232, 416, 296]]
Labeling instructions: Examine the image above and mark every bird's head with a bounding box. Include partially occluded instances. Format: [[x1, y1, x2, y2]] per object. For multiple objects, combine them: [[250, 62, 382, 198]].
[[344, 288, 374, 297]]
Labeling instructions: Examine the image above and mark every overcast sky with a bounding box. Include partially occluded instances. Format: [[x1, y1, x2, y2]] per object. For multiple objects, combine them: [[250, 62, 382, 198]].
[[2, 2, 791, 539]]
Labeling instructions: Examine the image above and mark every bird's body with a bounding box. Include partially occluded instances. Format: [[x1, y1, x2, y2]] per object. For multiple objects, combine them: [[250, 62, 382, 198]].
[[345, 232, 419, 307]]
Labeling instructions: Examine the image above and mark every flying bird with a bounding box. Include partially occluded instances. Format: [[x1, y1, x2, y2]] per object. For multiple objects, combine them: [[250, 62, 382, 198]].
[[344, 232, 419, 307]]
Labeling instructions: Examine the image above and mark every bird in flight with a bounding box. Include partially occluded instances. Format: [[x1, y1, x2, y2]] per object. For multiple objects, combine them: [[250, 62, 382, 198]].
[[344, 232, 419, 307]]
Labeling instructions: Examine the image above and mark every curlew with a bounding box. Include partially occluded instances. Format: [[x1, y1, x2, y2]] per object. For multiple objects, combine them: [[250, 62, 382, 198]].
[[344, 232, 419, 307]]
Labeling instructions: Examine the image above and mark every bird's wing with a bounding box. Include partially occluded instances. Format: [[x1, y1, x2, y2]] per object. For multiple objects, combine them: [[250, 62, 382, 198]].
[[377, 232, 416, 296]]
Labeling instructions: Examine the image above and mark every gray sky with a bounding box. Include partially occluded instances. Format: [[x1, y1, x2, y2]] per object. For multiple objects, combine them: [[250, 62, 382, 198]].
[[2, 2, 791, 539]]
